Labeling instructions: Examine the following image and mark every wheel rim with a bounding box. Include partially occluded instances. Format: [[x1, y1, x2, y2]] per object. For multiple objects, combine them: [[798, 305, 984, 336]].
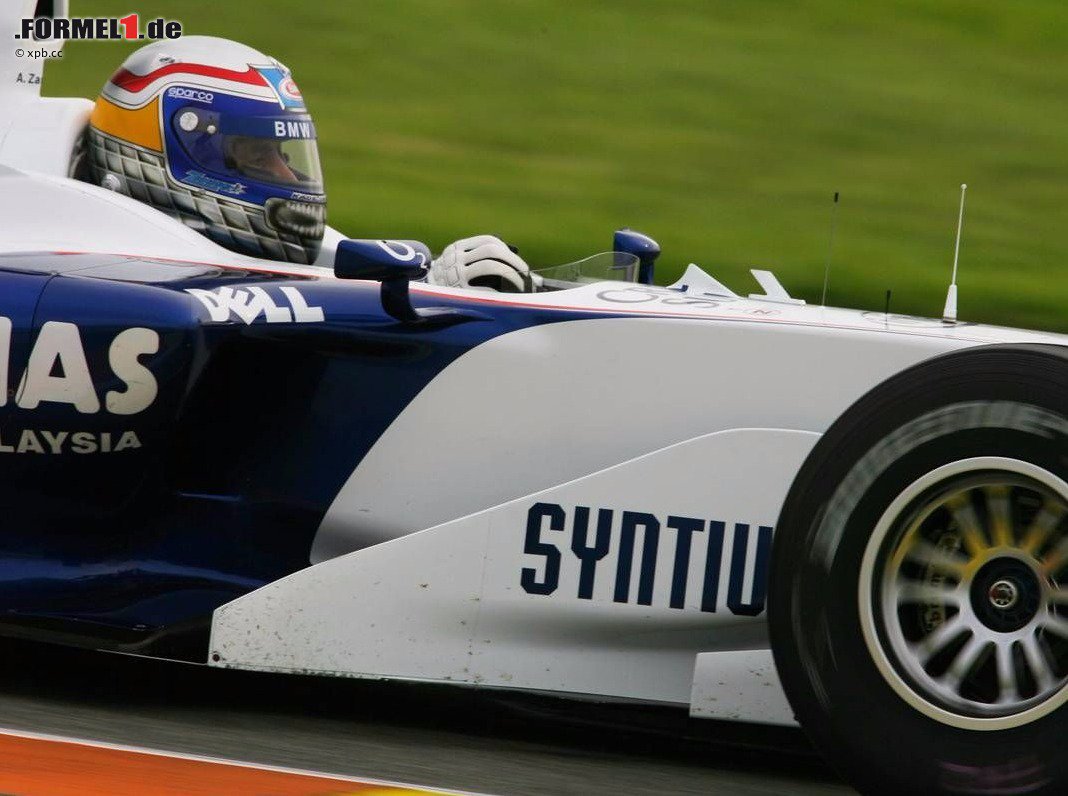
[[859, 457, 1068, 730]]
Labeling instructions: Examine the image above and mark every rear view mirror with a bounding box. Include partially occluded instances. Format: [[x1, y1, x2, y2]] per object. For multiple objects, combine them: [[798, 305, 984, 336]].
[[334, 239, 431, 282], [613, 229, 661, 285], [333, 239, 488, 327]]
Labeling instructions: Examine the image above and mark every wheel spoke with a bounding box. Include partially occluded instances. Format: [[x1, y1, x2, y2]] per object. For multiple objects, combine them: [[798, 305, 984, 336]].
[[1039, 613, 1068, 640], [985, 485, 1014, 548], [941, 635, 988, 694], [1020, 500, 1066, 555], [912, 616, 967, 663], [946, 494, 988, 557], [994, 640, 1018, 703], [1042, 536, 1068, 576], [895, 579, 963, 607], [1021, 634, 1056, 692], [902, 540, 967, 578]]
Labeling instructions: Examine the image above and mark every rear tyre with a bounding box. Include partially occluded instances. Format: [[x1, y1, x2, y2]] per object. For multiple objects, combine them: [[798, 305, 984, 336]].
[[769, 345, 1068, 795]]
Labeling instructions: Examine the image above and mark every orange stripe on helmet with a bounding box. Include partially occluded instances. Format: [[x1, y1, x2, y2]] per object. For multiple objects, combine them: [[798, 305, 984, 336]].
[[89, 96, 163, 152]]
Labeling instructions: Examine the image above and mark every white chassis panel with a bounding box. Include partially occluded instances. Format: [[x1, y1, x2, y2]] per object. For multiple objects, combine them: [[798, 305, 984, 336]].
[[211, 428, 817, 706], [312, 316, 977, 559], [690, 649, 797, 725]]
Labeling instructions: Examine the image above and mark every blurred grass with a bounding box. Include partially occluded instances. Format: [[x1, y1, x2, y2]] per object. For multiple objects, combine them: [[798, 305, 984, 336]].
[[46, 1, 1068, 330]]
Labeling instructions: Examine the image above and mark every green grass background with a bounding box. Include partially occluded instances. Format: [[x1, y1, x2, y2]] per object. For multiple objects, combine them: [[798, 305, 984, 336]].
[[46, 1, 1068, 330]]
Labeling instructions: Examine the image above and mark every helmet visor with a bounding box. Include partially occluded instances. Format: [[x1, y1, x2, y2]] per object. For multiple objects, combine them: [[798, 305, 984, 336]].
[[223, 135, 323, 191], [171, 107, 324, 193]]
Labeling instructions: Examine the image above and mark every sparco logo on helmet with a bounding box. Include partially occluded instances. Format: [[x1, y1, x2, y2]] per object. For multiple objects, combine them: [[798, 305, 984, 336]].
[[167, 87, 213, 103]]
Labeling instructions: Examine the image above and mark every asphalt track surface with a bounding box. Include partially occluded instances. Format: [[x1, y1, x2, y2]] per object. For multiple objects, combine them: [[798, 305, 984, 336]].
[[0, 639, 854, 795]]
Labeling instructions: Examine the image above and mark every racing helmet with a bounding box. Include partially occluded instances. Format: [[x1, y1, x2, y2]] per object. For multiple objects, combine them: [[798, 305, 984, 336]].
[[84, 36, 325, 264]]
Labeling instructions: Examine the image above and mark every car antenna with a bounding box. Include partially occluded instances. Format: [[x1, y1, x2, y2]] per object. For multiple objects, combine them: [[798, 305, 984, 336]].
[[820, 191, 840, 306], [942, 183, 967, 323], [884, 289, 892, 329]]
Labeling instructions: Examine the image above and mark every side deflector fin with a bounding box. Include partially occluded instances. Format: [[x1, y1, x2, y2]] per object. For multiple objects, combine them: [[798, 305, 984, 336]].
[[748, 269, 806, 305], [667, 263, 738, 298]]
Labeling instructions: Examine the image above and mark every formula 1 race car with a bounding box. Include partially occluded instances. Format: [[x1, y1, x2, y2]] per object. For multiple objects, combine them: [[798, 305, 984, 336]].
[[6, 3, 1068, 795]]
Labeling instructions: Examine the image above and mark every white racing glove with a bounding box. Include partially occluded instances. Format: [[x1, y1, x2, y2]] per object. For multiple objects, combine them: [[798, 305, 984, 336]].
[[428, 235, 538, 293]]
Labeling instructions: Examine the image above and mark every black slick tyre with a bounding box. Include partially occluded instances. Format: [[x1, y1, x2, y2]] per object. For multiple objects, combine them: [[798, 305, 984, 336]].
[[769, 345, 1068, 795]]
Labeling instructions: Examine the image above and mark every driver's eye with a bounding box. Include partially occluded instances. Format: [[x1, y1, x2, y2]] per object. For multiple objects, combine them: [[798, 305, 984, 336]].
[[234, 140, 268, 156]]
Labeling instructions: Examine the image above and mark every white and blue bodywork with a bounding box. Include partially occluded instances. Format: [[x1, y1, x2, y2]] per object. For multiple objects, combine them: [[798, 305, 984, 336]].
[[4, 0, 1068, 733]]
